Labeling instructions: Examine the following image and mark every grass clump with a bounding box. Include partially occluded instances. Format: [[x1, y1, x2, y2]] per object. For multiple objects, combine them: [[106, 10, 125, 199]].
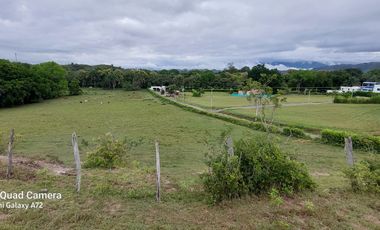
[[202, 137, 315, 203], [84, 133, 128, 169]]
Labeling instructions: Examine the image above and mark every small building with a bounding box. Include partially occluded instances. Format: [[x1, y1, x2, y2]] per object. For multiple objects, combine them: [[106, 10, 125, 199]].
[[361, 82, 380, 93], [340, 86, 361, 93]]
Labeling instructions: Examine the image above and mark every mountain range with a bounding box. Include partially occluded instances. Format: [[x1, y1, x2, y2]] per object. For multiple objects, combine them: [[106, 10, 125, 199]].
[[266, 61, 380, 72]]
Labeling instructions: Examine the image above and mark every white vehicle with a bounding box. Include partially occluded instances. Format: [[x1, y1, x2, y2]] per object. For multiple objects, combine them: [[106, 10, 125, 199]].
[[361, 82, 380, 93], [340, 86, 361, 93]]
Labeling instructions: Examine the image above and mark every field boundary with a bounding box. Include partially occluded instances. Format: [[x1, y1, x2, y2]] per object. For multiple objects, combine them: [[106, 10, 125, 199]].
[[149, 90, 380, 153], [148, 89, 312, 138]]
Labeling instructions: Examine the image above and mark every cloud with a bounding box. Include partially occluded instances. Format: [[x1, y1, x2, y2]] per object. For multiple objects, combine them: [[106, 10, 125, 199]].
[[0, 0, 379, 68]]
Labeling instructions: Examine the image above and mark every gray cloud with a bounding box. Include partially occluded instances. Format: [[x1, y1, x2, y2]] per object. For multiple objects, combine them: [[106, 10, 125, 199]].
[[0, 0, 379, 68]]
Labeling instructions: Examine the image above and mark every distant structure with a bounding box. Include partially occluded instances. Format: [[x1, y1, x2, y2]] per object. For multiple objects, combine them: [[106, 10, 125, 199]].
[[340, 86, 361, 93], [150, 86, 166, 94], [361, 82, 380, 93], [327, 82, 380, 94]]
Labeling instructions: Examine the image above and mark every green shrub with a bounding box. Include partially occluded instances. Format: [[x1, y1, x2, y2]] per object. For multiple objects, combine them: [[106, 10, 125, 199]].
[[334, 95, 380, 104], [84, 133, 128, 169], [321, 129, 380, 152], [201, 152, 247, 203], [344, 159, 380, 193], [283, 127, 306, 138], [353, 91, 374, 97], [192, 89, 203, 97], [201, 137, 315, 203]]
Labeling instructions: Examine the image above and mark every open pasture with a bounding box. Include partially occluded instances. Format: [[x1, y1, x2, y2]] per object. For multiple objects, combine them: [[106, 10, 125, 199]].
[[178, 92, 333, 109], [0, 89, 379, 229], [226, 103, 380, 135]]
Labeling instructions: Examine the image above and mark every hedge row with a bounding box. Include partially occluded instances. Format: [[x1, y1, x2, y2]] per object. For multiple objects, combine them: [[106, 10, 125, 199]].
[[283, 127, 307, 138], [334, 95, 380, 104], [321, 129, 380, 153], [148, 90, 309, 138]]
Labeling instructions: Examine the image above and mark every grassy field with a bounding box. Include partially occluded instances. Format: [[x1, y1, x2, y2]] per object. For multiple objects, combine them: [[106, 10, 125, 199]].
[[0, 89, 379, 229], [226, 104, 380, 135], [177, 92, 333, 109]]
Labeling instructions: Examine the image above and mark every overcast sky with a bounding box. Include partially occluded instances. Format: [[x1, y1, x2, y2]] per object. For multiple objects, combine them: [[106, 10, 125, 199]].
[[0, 0, 379, 69]]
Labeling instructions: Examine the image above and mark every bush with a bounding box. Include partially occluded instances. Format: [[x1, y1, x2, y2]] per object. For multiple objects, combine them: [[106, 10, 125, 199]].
[[353, 91, 374, 97], [84, 133, 128, 169], [334, 95, 380, 104], [192, 89, 203, 97], [321, 129, 380, 152], [201, 153, 247, 203], [344, 159, 380, 193], [282, 127, 306, 138], [68, 78, 82, 95], [201, 137, 315, 203]]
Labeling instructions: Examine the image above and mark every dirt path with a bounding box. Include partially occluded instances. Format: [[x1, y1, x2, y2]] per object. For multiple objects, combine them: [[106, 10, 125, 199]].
[[0, 155, 73, 175]]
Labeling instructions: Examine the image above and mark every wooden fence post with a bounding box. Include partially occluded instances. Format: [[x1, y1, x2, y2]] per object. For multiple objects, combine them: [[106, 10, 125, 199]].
[[6, 129, 15, 179], [72, 132, 81, 193], [155, 140, 161, 202], [344, 137, 354, 166], [226, 136, 234, 156]]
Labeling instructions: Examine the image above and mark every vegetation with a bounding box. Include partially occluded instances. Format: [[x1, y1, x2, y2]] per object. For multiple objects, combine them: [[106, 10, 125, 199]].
[[227, 104, 380, 136], [202, 137, 315, 203], [3, 57, 379, 108], [1, 89, 380, 228], [321, 129, 380, 152], [192, 89, 203, 97], [64, 62, 380, 93], [344, 158, 380, 193], [0, 60, 68, 107], [84, 133, 129, 169], [283, 127, 307, 138], [179, 92, 332, 109], [334, 95, 380, 104]]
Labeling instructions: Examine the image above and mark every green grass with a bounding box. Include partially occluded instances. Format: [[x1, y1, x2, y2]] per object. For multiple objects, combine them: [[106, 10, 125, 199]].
[[177, 92, 332, 109], [0, 89, 379, 229], [227, 104, 380, 135]]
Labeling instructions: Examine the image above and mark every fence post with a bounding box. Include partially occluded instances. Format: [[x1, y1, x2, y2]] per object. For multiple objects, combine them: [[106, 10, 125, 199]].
[[72, 132, 81, 193], [6, 129, 15, 179], [226, 136, 234, 156], [155, 140, 161, 202], [344, 137, 354, 166]]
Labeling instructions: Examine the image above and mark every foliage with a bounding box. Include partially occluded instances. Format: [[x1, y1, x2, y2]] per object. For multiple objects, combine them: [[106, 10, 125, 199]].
[[192, 89, 203, 97], [269, 188, 284, 207], [84, 133, 128, 169], [68, 78, 82, 95], [0, 60, 69, 107], [344, 159, 380, 193], [321, 129, 380, 153], [352, 91, 375, 97], [201, 137, 315, 203], [334, 95, 380, 104], [201, 151, 247, 203], [282, 127, 306, 138]]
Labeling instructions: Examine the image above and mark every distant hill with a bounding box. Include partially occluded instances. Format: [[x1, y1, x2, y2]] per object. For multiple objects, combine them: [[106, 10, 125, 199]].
[[314, 62, 380, 72], [268, 61, 328, 70]]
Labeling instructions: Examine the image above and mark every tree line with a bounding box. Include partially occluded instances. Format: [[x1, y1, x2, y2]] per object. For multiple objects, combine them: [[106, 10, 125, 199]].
[[1, 58, 380, 107], [0, 59, 80, 107], [65, 63, 380, 93]]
